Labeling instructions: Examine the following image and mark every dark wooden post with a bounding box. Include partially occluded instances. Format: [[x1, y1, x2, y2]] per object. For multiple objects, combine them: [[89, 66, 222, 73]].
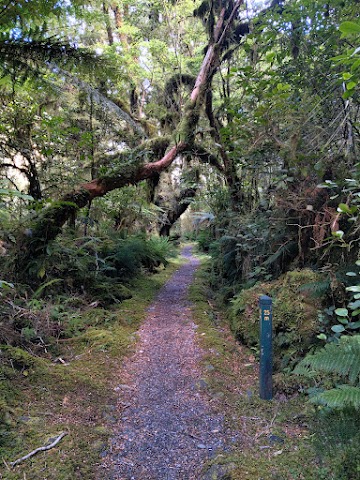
[[259, 295, 273, 400]]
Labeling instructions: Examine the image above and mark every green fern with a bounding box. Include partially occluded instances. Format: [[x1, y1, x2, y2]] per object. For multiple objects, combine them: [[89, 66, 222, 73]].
[[294, 336, 360, 409], [311, 385, 360, 409], [294, 336, 360, 385], [32, 278, 63, 299]]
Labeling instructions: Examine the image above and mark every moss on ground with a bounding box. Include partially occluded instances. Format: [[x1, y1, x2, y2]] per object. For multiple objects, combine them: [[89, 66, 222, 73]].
[[228, 269, 323, 371], [0, 259, 182, 479], [188, 259, 344, 480]]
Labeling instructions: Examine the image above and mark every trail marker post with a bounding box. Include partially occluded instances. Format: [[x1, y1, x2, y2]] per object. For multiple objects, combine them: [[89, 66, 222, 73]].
[[259, 295, 273, 400]]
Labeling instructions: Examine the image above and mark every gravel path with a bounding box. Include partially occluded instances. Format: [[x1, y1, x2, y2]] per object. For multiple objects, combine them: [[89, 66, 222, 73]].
[[99, 246, 230, 480]]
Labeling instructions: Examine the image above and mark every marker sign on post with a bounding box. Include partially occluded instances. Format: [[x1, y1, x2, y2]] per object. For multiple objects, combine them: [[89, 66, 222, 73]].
[[259, 295, 273, 400]]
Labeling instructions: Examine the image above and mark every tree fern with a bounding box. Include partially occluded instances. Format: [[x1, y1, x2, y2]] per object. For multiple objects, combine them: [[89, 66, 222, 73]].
[[294, 336, 360, 385], [311, 385, 360, 410]]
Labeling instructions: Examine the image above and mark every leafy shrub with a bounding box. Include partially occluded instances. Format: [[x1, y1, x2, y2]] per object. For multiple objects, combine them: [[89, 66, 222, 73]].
[[204, 209, 300, 293], [102, 235, 173, 277], [196, 229, 214, 252], [88, 283, 132, 306], [0, 233, 177, 352], [209, 236, 239, 285], [25, 233, 175, 298]]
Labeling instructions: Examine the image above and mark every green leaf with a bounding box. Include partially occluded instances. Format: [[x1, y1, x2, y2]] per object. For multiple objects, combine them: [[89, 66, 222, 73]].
[[32, 278, 63, 299], [335, 308, 349, 317], [343, 89, 355, 100], [330, 54, 348, 62], [331, 324, 346, 333], [318, 180, 337, 188], [347, 81, 357, 90], [346, 286, 360, 292], [348, 321, 360, 329], [337, 203, 351, 213], [37, 266, 46, 279], [0, 280, 14, 289], [332, 230, 345, 239], [349, 300, 360, 310], [351, 58, 360, 71], [339, 21, 360, 35], [311, 385, 360, 409], [0, 189, 34, 200], [346, 272, 357, 276], [276, 82, 291, 92], [317, 333, 327, 340], [343, 72, 353, 80]]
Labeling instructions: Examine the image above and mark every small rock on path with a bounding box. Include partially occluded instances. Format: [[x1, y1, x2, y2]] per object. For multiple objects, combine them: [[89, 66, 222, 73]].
[[98, 247, 231, 480]]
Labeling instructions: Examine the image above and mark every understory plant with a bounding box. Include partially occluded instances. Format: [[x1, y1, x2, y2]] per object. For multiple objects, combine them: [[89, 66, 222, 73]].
[[0, 232, 176, 349], [294, 335, 360, 409]]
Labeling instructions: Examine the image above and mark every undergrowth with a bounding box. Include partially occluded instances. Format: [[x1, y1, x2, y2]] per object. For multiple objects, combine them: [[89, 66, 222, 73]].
[[229, 269, 323, 372], [0, 257, 181, 479], [188, 257, 360, 480], [0, 233, 175, 348]]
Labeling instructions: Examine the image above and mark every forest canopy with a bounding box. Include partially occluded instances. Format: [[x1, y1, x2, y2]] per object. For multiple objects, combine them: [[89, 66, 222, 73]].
[[0, 0, 358, 323]]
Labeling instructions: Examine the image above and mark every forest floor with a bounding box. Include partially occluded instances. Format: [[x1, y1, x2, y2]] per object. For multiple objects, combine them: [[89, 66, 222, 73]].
[[97, 245, 239, 480], [1, 246, 330, 480], [96, 246, 317, 480]]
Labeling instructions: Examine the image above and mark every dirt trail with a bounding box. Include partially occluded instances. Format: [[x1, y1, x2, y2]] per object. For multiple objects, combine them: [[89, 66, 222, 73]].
[[98, 246, 233, 480]]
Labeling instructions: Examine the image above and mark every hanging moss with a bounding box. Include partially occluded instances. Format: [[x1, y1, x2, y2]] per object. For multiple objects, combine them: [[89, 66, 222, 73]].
[[164, 73, 196, 111]]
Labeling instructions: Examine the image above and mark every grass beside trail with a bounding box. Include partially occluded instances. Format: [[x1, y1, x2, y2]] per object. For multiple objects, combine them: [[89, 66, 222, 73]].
[[0, 259, 182, 480], [188, 257, 334, 480]]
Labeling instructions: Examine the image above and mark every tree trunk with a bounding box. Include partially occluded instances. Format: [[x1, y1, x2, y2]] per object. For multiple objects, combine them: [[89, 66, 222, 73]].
[[13, 1, 244, 275], [159, 224, 171, 237], [103, 3, 114, 46], [157, 187, 197, 237]]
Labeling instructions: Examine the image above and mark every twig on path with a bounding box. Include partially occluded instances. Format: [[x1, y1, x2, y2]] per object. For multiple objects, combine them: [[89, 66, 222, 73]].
[[10, 432, 68, 468], [184, 431, 204, 442]]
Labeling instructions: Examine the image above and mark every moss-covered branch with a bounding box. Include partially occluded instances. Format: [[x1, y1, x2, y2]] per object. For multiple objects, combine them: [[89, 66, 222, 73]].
[[13, 3, 246, 272], [157, 187, 198, 237]]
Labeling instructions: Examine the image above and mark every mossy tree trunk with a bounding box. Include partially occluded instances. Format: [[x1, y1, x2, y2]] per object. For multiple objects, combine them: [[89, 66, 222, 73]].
[[157, 187, 198, 237], [14, 0, 244, 274]]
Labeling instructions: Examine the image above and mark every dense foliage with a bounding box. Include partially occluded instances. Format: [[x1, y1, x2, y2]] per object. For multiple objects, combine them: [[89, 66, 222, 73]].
[[1, 0, 360, 477]]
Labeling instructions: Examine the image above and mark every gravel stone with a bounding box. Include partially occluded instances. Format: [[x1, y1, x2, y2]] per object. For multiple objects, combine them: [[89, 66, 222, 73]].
[[98, 247, 234, 480]]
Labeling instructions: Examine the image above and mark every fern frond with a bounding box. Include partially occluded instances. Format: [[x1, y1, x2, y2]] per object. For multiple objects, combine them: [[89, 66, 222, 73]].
[[0, 37, 101, 78], [263, 245, 286, 266], [0, 35, 146, 135], [291, 363, 318, 378], [311, 385, 360, 409], [294, 336, 360, 384]]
